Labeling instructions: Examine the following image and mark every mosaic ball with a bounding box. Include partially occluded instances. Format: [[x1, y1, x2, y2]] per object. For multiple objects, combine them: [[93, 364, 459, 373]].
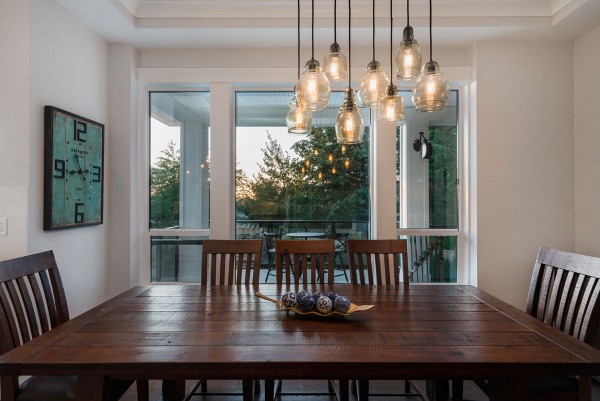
[[298, 294, 316, 312], [327, 292, 339, 303], [316, 295, 333, 314], [312, 292, 323, 302], [296, 290, 310, 302], [281, 292, 297, 308], [334, 295, 351, 313]]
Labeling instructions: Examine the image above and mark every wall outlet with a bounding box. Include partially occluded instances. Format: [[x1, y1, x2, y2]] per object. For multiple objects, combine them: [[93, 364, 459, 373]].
[[0, 218, 7, 236]]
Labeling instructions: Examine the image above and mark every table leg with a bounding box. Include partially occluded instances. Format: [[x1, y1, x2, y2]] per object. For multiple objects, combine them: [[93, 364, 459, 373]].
[[76, 376, 104, 401], [162, 379, 186, 401], [426, 380, 450, 401]]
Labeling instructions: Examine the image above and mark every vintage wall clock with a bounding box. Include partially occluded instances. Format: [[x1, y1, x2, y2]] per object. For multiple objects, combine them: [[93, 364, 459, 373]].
[[44, 106, 104, 230]]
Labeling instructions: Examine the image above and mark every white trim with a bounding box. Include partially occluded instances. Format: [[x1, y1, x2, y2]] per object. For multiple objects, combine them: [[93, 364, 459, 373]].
[[137, 67, 472, 85]]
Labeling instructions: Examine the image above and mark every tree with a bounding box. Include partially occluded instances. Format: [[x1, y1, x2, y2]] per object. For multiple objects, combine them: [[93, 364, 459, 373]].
[[428, 126, 458, 229], [242, 134, 305, 219], [236, 127, 370, 225], [291, 127, 369, 221], [150, 141, 180, 228]]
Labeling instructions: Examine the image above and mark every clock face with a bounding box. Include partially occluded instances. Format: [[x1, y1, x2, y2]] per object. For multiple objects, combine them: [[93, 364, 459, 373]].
[[44, 106, 104, 230]]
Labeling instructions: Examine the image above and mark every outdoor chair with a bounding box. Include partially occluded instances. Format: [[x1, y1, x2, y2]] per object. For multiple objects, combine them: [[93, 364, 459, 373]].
[[453, 246, 600, 401], [329, 232, 350, 282], [188, 239, 263, 399], [0, 251, 148, 401], [346, 239, 423, 400], [262, 231, 283, 283]]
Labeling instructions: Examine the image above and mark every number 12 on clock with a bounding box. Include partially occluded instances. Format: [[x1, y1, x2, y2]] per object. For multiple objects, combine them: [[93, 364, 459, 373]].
[[44, 106, 104, 230]]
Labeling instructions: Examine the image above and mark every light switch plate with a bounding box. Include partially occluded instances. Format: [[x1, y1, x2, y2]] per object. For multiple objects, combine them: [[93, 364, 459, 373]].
[[0, 218, 7, 236]]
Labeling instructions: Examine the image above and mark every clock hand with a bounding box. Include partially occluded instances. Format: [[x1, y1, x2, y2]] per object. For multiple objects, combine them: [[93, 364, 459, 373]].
[[75, 155, 89, 174]]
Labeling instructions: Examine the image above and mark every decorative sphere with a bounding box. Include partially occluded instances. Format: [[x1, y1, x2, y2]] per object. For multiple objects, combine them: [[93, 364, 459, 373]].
[[327, 292, 339, 303], [316, 296, 333, 314], [281, 292, 297, 308], [334, 296, 351, 313], [312, 292, 323, 302], [298, 295, 316, 312], [296, 290, 310, 302]]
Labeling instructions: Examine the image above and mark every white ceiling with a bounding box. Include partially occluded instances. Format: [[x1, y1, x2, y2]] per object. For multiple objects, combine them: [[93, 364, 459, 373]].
[[54, 0, 600, 49]]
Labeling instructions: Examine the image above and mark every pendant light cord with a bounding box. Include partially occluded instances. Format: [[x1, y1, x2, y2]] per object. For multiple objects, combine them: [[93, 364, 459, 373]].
[[311, 0, 315, 60], [390, 0, 393, 77], [348, 0, 352, 87], [429, 0, 433, 62], [334, 0, 337, 43], [371, 0, 375, 61], [407, 0, 410, 27], [297, 0, 301, 80]]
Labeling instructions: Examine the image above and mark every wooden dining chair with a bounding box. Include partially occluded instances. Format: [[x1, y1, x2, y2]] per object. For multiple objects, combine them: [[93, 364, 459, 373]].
[[275, 239, 336, 287], [200, 239, 262, 285], [347, 239, 410, 287], [453, 246, 600, 401], [0, 251, 148, 401], [346, 239, 423, 400], [187, 239, 262, 399], [269, 239, 345, 401]]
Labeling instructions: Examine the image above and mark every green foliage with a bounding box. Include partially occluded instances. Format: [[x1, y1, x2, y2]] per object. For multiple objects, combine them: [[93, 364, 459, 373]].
[[236, 127, 370, 222], [429, 126, 458, 229], [150, 141, 180, 228]]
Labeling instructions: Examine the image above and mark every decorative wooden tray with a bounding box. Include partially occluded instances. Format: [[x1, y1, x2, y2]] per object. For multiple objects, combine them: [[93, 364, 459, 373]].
[[255, 292, 374, 317]]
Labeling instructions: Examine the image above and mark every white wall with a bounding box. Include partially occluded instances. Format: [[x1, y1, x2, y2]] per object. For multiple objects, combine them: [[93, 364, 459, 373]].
[[574, 26, 600, 257], [27, 0, 110, 316], [475, 41, 575, 309], [0, 1, 30, 259]]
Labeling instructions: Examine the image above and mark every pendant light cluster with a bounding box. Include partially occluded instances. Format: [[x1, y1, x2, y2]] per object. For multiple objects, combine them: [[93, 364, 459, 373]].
[[287, 0, 449, 143]]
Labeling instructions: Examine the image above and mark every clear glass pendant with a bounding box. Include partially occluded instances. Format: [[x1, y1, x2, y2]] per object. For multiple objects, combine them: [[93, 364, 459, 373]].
[[297, 59, 331, 111], [323, 42, 348, 82], [377, 84, 405, 122], [358, 60, 389, 108], [412, 61, 450, 112], [286, 95, 312, 134], [336, 88, 365, 144], [395, 26, 422, 81]]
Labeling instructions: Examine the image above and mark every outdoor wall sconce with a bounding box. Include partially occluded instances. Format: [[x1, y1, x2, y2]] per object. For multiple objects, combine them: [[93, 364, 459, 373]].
[[413, 131, 432, 159]]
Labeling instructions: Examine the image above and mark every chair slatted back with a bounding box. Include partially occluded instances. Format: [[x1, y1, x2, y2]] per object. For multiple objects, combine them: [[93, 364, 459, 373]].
[[347, 239, 409, 287], [275, 240, 335, 287], [0, 250, 69, 354], [200, 240, 262, 285], [527, 247, 600, 346]]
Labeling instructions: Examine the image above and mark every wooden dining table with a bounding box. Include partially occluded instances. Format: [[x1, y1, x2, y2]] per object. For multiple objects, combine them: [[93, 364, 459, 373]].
[[1, 283, 600, 401]]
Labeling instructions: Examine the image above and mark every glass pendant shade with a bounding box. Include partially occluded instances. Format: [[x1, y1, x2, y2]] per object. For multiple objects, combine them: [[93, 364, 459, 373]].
[[377, 84, 405, 122], [336, 88, 364, 144], [297, 59, 331, 111], [395, 26, 422, 80], [323, 42, 348, 82], [358, 60, 390, 108], [286, 95, 312, 134], [412, 60, 450, 112]]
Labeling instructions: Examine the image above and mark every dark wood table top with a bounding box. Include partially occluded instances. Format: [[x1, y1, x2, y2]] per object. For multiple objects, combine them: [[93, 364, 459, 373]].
[[2, 284, 600, 401]]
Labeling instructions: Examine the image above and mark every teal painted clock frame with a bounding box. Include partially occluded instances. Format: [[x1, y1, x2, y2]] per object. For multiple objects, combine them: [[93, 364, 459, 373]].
[[44, 106, 104, 230]]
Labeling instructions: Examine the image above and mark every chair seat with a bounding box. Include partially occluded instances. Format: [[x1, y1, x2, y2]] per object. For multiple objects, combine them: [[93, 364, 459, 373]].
[[18, 376, 77, 401]]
